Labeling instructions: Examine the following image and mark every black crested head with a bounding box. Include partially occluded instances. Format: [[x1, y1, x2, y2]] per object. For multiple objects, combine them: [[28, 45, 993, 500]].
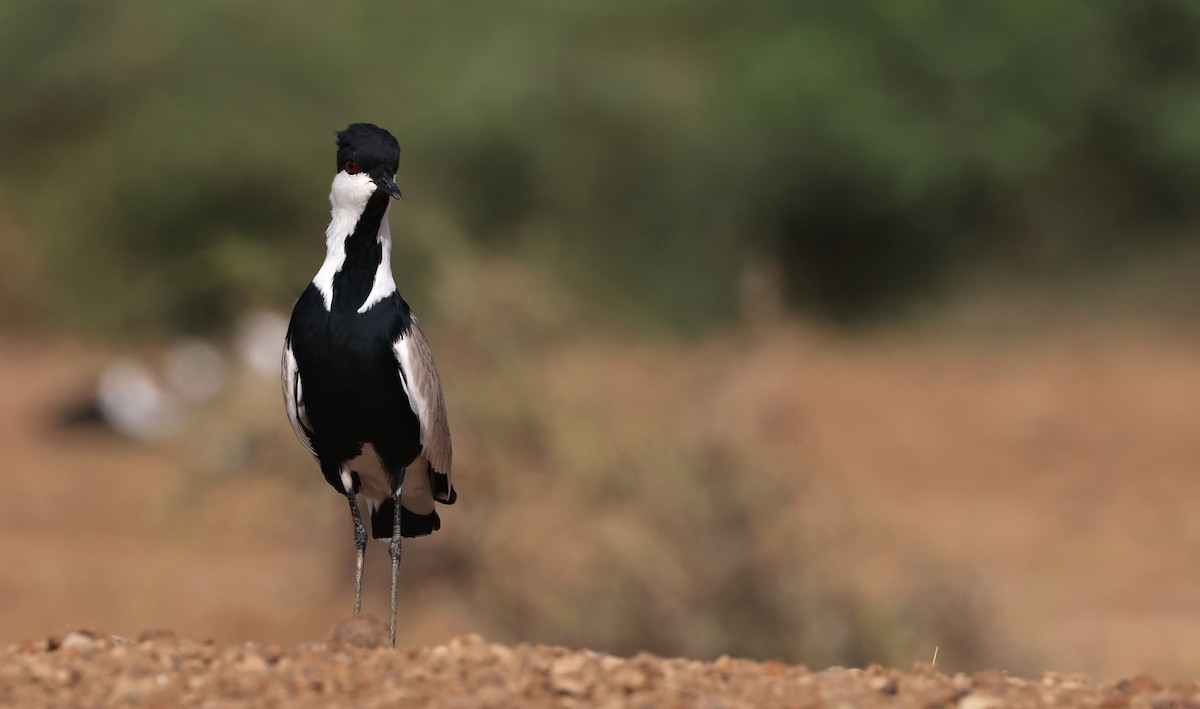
[[335, 123, 403, 200], [335, 123, 401, 177]]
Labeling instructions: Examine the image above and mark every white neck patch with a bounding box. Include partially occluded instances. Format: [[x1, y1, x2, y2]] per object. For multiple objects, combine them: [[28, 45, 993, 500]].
[[312, 171, 398, 312], [356, 205, 397, 313]]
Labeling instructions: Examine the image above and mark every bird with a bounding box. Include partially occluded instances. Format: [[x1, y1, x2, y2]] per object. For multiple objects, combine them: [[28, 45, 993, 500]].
[[281, 123, 456, 647]]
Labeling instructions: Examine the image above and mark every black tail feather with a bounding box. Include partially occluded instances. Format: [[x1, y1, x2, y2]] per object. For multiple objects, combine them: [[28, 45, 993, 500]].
[[370, 497, 441, 539], [431, 470, 457, 505]]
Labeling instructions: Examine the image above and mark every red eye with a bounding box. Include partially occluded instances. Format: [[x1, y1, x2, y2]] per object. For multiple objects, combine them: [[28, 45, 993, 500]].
[[344, 160, 359, 175]]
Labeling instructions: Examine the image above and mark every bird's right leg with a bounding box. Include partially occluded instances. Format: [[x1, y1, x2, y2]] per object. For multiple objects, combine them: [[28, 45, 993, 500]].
[[345, 491, 367, 616]]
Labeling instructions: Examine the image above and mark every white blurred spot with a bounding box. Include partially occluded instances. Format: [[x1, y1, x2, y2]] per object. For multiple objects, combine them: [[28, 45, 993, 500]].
[[96, 358, 181, 441], [164, 338, 227, 403], [236, 310, 289, 379]]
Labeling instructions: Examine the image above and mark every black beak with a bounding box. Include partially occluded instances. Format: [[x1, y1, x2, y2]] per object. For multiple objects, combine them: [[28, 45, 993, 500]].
[[375, 174, 403, 200]]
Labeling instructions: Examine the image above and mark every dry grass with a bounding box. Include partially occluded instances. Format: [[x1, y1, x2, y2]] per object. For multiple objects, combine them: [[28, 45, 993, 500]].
[[5, 251, 1200, 679]]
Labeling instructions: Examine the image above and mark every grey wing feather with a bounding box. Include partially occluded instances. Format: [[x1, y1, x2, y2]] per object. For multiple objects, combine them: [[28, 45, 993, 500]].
[[281, 338, 317, 457], [393, 318, 453, 493]]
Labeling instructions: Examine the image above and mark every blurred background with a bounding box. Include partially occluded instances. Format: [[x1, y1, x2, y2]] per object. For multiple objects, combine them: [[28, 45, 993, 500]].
[[3, 0, 1200, 680]]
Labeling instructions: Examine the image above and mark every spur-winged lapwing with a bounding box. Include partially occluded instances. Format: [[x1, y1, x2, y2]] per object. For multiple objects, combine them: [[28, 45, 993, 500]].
[[281, 123, 456, 647]]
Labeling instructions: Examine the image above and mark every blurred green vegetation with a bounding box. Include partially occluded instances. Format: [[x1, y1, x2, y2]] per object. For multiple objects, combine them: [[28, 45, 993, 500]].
[[3, 0, 1200, 334]]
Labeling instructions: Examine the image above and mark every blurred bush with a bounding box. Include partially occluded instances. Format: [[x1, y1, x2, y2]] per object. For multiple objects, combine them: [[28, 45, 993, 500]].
[[3, 0, 1200, 333], [168, 248, 999, 669]]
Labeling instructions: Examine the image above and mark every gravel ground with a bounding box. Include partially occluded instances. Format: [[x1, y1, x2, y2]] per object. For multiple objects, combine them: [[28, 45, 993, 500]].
[[2, 622, 1197, 708]]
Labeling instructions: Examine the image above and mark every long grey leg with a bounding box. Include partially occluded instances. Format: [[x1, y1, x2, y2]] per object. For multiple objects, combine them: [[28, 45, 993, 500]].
[[346, 492, 367, 616], [388, 491, 402, 648]]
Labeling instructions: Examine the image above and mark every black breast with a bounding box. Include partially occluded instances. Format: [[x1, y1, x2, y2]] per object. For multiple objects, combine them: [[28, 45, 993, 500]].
[[287, 285, 422, 480]]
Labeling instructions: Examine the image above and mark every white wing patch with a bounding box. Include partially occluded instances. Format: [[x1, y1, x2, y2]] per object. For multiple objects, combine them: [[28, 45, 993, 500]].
[[393, 333, 430, 440], [281, 340, 316, 457], [392, 320, 453, 491]]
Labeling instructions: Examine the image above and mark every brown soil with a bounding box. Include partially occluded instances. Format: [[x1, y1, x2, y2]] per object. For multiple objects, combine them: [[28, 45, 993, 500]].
[[5, 325, 1200, 693], [4, 623, 1194, 708]]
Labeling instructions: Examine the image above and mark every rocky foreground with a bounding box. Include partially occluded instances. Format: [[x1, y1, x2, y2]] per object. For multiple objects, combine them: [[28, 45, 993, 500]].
[[1, 621, 1196, 708]]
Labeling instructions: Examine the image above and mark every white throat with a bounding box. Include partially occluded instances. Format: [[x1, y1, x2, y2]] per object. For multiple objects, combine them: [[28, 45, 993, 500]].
[[312, 171, 398, 313]]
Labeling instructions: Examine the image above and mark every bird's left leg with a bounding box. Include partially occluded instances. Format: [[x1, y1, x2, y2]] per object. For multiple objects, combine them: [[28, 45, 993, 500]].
[[388, 490, 403, 648]]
